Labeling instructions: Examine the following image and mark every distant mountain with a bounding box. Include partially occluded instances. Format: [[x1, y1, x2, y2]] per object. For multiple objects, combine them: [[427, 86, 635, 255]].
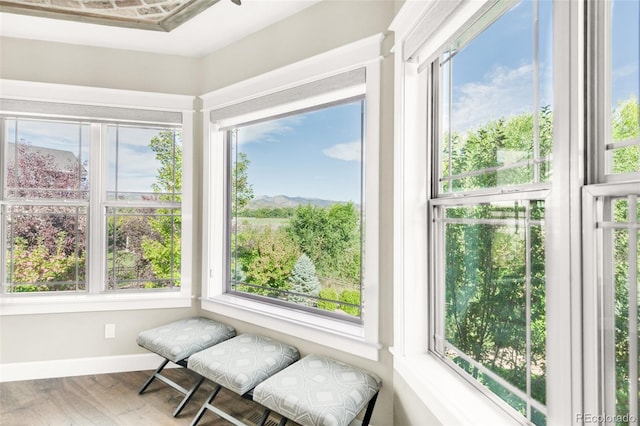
[[247, 195, 341, 210]]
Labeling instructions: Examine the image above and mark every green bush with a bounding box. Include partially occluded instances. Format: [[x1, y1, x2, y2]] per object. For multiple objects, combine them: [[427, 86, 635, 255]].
[[317, 288, 338, 311], [339, 289, 361, 316]]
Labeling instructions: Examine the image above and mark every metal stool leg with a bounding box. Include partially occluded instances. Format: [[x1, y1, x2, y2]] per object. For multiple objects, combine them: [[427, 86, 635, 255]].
[[139, 358, 170, 394], [361, 392, 379, 426], [173, 374, 205, 417], [190, 384, 222, 426]]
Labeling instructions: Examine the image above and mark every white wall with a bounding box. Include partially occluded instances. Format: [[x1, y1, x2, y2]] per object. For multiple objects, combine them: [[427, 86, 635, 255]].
[[0, 36, 201, 95]]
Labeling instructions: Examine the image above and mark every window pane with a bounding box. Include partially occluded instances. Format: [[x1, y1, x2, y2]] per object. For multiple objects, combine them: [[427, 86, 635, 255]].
[[442, 199, 546, 422], [607, 0, 640, 175], [4, 205, 87, 292], [4, 119, 89, 200], [439, 0, 553, 193], [229, 100, 364, 319], [106, 207, 181, 290], [108, 126, 181, 202], [606, 196, 639, 423]]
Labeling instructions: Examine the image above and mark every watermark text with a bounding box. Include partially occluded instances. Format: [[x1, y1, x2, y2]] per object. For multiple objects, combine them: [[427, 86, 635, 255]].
[[576, 413, 637, 423]]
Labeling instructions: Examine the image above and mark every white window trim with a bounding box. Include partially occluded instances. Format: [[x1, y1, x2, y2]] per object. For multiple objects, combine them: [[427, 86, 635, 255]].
[[0, 79, 195, 315], [390, 1, 582, 424], [200, 34, 383, 361]]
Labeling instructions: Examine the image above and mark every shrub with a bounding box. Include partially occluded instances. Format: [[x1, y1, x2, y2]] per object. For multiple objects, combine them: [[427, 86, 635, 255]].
[[339, 289, 361, 316], [317, 288, 338, 311], [288, 254, 320, 305]]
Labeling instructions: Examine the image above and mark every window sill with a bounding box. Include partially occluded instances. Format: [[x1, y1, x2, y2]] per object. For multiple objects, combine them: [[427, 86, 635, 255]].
[[201, 294, 381, 361], [391, 349, 523, 426], [0, 292, 193, 315]]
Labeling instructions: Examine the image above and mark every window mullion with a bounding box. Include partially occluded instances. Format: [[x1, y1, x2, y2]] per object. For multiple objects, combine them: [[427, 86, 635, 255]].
[[525, 200, 533, 421], [627, 195, 638, 420], [87, 123, 104, 295]]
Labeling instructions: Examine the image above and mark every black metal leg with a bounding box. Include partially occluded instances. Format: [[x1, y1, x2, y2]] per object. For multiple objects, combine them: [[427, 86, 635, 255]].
[[139, 358, 170, 394], [173, 374, 205, 417], [277, 416, 288, 426], [361, 392, 379, 426], [256, 408, 271, 426], [190, 384, 222, 426]]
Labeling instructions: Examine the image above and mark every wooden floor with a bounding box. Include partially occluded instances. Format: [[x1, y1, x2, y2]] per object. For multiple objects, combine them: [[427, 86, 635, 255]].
[[0, 368, 290, 426]]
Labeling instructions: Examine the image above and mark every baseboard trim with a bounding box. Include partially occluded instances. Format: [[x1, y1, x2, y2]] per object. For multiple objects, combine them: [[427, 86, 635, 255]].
[[0, 353, 179, 383]]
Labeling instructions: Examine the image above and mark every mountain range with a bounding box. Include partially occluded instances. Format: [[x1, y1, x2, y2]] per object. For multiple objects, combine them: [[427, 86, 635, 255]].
[[247, 195, 342, 209]]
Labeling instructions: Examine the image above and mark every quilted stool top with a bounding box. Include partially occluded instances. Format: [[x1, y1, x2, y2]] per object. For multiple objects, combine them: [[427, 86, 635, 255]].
[[136, 317, 236, 363], [253, 354, 382, 426], [187, 333, 300, 396]]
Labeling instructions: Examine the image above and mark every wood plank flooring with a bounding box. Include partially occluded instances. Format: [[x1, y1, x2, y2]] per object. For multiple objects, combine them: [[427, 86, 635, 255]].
[[0, 368, 288, 426]]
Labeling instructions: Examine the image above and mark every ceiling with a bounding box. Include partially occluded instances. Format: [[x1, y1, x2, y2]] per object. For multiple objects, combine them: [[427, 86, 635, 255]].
[[0, 0, 321, 57]]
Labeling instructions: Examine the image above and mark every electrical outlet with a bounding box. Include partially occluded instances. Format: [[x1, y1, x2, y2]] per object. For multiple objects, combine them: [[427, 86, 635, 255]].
[[105, 323, 116, 339]]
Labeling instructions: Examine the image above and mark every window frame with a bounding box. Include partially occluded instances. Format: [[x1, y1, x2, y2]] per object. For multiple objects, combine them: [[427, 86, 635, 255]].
[[390, 0, 582, 424], [201, 34, 383, 361], [0, 79, 195, 315], [582, 1, 640, 420]]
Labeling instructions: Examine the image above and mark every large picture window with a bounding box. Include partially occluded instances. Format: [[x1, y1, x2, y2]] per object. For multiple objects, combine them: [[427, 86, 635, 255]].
[[1, 99, 187, 297], [430, 0, 552, 423], [228, 99, 365, 319], [202, 36, 381, 359]]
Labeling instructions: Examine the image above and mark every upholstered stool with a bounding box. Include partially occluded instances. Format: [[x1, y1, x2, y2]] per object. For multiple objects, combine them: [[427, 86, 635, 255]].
[[187, 333, 300, 426], [253, 354, 382, 426], [136, 317, 236, 416]]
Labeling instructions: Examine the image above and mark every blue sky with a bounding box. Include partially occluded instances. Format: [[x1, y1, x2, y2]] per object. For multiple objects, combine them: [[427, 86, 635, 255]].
[[234, 100, 364, 203], [447, 0, 638, 134]]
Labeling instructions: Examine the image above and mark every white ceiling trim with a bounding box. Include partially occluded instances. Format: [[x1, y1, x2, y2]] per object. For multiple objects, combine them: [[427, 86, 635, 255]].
[[0, 0, 320, 57]]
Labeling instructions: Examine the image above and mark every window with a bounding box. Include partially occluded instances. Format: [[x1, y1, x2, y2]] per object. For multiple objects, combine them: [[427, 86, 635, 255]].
[[429, 1, 552, 423], [583, 0, 639, 423], [0, 83, 193, 313], [202, 35, 382, 360], [3, 118, 89, 292], [227, 99, 365, 320], [106, 125, 182, 291], [392, 0, 638, 424]]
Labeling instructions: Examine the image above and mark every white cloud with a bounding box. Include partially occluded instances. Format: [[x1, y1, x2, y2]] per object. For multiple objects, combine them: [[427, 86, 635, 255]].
[[613, 62, 639, 79], [237, 115, 302, 145], [323, 141, 362, 162], [448, 63, 553, 133]]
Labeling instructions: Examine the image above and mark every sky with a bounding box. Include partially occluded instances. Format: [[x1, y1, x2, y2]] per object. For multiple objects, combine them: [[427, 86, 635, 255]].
[[234, 100, 364, 203], [446, 0, 638, 134]]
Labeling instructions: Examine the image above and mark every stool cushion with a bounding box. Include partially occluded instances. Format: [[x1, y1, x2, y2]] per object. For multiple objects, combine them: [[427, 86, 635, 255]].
[[187, 333, 300, 396], [253, 354, 382, 426], [136, 317, 236, 363]]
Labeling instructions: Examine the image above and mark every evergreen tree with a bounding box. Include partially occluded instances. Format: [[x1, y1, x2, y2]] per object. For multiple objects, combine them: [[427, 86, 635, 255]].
[[288, 254, 321, 306]]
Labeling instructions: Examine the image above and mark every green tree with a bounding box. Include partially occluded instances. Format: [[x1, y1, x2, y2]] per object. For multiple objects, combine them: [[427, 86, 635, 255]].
[[288, 254, 321, 305], [140, 130, 182, 287], [612, 96, 640, 174], [237, 226, 300, 295], [443, 109, 552, 414], [232, 152, 254, 213], [287, 203, 361, 282]]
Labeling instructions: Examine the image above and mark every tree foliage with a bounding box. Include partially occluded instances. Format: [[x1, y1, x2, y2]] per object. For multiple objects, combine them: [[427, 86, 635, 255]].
[[236, 226, 300, 295], [6, 144, 86, 290], [232, 152, 254, 212], [286, 203, 361, 282], [443, 109, 551, 411], [140, 130, 182, 287], [288, 254, 321, 305]]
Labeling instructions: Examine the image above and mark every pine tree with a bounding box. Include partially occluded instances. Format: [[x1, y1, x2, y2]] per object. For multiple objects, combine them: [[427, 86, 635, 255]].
[[288, 254, 321, 306]]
